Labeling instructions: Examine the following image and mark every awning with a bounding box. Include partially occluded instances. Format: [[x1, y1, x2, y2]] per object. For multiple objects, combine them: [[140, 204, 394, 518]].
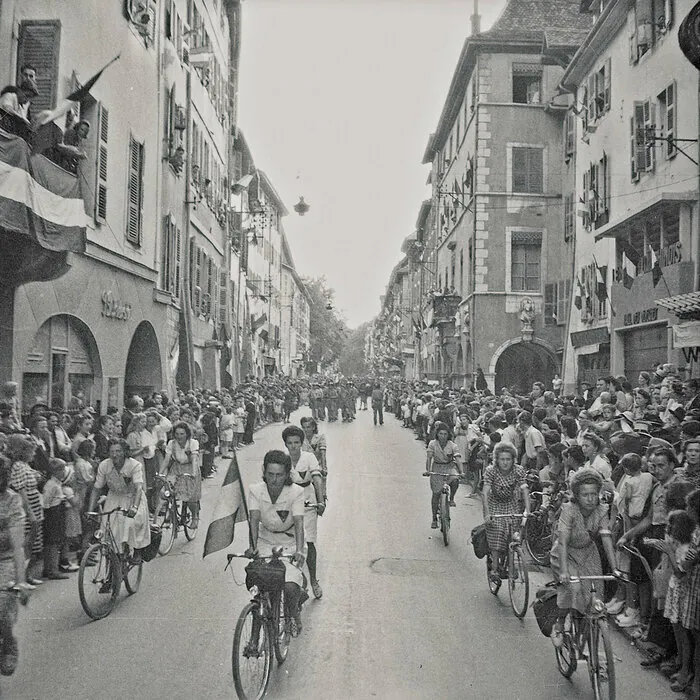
[[656, 291, 700, 320], [673, 321, 700, 349]]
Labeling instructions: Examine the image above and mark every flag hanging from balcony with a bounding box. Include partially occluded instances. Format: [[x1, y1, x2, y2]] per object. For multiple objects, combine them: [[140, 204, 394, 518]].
[[0, 128, 86, 252], [650, 246, 663, 287], [618, 239, 639, 290], [574, 274, 584, 310]]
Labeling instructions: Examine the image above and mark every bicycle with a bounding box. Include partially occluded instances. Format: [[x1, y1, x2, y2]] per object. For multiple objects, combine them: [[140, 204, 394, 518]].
[[485, 513, 530, 618], [553, 574, 619, 700], [78, 507, 143, 620], [226, 548, 303, 700], [423, 472, 458, 546], [524, 488, 566, 567], [152, 473, 198, 555]]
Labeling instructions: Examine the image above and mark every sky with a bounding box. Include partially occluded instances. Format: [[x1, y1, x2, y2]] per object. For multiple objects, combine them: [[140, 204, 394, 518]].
[[238, 0, 507, 328]]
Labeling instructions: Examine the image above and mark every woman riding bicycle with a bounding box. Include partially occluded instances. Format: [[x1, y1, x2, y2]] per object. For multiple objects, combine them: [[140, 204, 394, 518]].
[[159, 421, 201, 529], [549, 467, 621, 647], [426, 421, 463, 529], [247, 450, 307, 634], [482, 442, 529, 583]]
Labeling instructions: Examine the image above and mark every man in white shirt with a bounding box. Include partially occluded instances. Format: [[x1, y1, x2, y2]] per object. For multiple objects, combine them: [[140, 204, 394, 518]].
[[518, 411, 545, 469]]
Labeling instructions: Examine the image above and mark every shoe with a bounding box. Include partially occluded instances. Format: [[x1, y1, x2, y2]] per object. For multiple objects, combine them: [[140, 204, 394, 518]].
[[290, 614, 302, 637], [670, 675, 692, 692], [640, 651, 664, 667], [0, 636, 18, 676], [46, 572, 69, 580], [26, 577, 42, 586], [311, 580, 323, 600], [605, 597, 625, 615], [449, 500, 456, 507], [431, 519, 438, 529], [661, 659, 681, 677], [23, 582, 36, 591], [615, 608, 640, 627], [59, 562, 79, 572], [550, 621, 563, 648]]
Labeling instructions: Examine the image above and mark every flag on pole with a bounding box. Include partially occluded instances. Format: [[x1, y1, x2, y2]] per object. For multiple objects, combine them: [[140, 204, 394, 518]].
[[202, 454, 250, 558], [650, 246, 663, 287], [33, 55, 121, 128], [595, 264, 607, 303], [574, 274, 583, 310]]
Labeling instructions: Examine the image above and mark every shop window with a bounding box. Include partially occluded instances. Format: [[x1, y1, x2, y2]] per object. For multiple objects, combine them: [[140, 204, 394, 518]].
[[511, 146, 544, 194], [16, 20, 61, 113], [512, 64, 542, 104], [510, 231, 542, 292]]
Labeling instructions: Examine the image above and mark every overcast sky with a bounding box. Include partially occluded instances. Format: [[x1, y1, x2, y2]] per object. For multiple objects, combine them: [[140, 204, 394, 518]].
[[238, 0, 507, 328]]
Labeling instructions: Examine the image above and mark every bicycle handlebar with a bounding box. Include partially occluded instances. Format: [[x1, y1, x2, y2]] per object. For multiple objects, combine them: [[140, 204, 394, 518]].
[[86, 507, 130, 517], [568, 575, 619, 583]]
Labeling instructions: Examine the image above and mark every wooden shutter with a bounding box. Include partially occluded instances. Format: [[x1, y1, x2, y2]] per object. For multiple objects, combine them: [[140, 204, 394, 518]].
[[633, 102, 647, 175], [161, 215, 171, 291], [643, 99, 655, 171], [17, 20, 61, 113], [628, 5, 638, 63], [557, 280, 570, 325], [582, 169, 590, 227], [94, 104, 109, 223], [665, 81, 676, 159], [630, 116, 639, 182], [174, 225, 181, 297], [565, 112, 575, 157], [219, 269, 227, 324], [587, 73, 596, 123], [126, 137, 144, 245], [603, 58, 611, 113], [544, 283, 556, 325]]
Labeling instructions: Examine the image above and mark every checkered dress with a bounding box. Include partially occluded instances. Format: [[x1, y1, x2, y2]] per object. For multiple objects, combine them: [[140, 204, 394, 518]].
[[679, 528, 700, 630], [9, 461, 43, 556], [484, 465, 526, 551]]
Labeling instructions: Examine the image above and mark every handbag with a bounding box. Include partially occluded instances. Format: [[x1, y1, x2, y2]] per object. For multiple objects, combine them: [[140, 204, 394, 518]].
[[470, 523, 489, 559], [138, 523, 163, 562], [533, 585, 559, 637], [245, 558, 286, 592]]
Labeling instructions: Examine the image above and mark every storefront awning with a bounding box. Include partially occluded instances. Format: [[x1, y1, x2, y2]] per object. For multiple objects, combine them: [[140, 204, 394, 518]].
[[656, 291, 700, 320]]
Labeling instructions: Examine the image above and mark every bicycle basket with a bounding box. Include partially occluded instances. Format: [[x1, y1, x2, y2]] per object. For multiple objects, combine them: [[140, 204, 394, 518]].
[[138, 524, 162, 563], [533, 585, 559, 637], [245, 558, 286, 592], [470, 524, 489, 559]]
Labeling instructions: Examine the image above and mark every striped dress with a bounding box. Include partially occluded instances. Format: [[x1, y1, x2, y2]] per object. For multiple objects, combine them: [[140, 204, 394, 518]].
[[10, 460, 44, 556]]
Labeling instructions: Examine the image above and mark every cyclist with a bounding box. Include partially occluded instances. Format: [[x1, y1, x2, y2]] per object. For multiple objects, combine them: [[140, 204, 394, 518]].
[[426, 421, 463, 529], [549, 467, 621, 647], [247, 450, 307, 634], [0, 454, 30, 675], [283, 426, 325, 600]]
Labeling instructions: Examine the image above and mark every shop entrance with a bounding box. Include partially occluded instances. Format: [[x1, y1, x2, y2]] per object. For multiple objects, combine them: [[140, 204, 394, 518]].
[[623, 324, 668, 381], [494, 341, 558, 395], [22, 315, 101, 414], [124, 321, 162, 398]]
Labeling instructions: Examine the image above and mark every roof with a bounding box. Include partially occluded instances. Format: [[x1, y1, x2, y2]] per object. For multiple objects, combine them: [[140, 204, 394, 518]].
[[656, 292, 700, 320], [491, 0, 587, 33], [280, 230, 312, 303], [256, 170, 288, 217]]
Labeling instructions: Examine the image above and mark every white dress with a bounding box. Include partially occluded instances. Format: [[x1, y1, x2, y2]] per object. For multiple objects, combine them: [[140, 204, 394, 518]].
[[290, 451, 322, 543]]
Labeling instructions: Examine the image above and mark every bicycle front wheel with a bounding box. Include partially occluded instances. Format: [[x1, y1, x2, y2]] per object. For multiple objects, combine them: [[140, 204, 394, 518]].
[[183, 502, 199, 541], [486, 553, 501, 595], [273, 589, 291, 664], [78, 542, 119, 620], [123, 555, 142, 595], [523, 512, 552, 567], [440, 491, 450, 546], [589, 619, 615, 700], [555, 633, 577, 678], [232, 602, 273, 700], [508, 547, 529, 619], [154, 500, 176, 555]]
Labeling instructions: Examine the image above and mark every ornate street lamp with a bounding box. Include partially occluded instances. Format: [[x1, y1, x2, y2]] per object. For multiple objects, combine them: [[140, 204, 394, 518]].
[[293, 196, 310, 216]]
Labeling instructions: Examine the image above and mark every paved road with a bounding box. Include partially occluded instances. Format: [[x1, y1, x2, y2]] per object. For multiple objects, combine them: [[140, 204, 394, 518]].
[[10, 407, 671, 699]]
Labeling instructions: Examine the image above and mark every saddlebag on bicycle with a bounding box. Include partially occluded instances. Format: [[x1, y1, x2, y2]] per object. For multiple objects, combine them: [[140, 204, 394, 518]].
[[245, 558, 285, 592], [470, 524, 489, 559], [174, 474, 198, 502], [138, 523, 162, 563], [533, 585, 559, 637]]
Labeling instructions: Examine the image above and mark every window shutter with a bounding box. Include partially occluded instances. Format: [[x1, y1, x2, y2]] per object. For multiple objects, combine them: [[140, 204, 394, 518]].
[[581, 85, 588, 132], [644, 100, 655, 171], [587, 74, 596, 123], [219, 269, 227, 324], [557, 280, 569, 325], [628, 6, 638, 63], [544, 283, 556, 325], [603, 58, 611, 113], [666, 81, 676, 159], [17, 20, 61, 113], [630, 116, 639, 181], [634, 102, 646, 176], [95, 104, 109, 223], [582, 169, 589, 225], [565, 112, 575, 157], [126, 137, 144, 245], [588, 162, 597, 219], [174, 225, 181, 297], [161, 215, 171, 291], [665, 0, 674, 29]]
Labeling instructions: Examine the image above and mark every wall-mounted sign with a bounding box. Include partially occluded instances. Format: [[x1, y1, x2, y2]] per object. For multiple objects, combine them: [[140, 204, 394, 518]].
[[101, 290, 132, 321], [623, 307, 658, 327]]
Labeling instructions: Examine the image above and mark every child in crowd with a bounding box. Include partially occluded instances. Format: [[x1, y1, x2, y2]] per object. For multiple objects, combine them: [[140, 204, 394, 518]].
[[73, 439, 96, 563], [60, 461, 81, 572], [42, 459, 69, 580], [219, 406, 235, 458]]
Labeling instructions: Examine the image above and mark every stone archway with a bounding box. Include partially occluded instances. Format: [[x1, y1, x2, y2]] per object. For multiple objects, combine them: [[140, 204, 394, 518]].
[[490, 338, 558, 395], [125, 321, 162, 397]]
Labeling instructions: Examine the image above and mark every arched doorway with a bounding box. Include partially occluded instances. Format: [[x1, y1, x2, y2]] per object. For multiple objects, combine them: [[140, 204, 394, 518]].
[[125, 322, 162, 398], [22, 315, 102, 413], [493, 341, 558, 395]]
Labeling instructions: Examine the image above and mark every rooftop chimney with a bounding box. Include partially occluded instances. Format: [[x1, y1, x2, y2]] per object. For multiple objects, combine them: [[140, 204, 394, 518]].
[[471, 0, 481, 35]]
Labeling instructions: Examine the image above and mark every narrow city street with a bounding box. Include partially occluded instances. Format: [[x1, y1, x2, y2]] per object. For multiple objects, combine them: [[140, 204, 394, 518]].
[[6, 407, 671, 699]]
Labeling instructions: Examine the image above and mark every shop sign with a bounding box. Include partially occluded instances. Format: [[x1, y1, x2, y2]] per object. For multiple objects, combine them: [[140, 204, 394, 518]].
[[640, 241, 682, 273], [101, 290, 132, 321], [623, 307, 658, 327]]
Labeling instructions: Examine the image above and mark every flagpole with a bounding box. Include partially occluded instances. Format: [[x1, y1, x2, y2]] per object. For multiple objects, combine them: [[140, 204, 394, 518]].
[[234, 458, 255, 550]]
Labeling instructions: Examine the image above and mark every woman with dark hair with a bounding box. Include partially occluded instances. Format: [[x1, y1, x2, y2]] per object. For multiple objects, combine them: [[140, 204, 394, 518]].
[[159, 421, 201, 529], [27, 416, 51, 479], [580, 431, 612, 482], [283, 425, 325, 600], [638, 371, 653, 389], [550, 467, 621, 646], [483, 442, 529, 583], [247, 450, 307, 635], [426, 421, 463, 528], [300, 417, 328, 499]]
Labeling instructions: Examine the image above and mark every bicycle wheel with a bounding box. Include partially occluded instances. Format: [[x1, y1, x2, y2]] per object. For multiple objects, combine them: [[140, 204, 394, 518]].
[[273, 589, 291, 664], [440, 491, 450, 546], [123, 554, 142, 595], [154, 501, 176, 556], [508, 547, 529, 619], [589, 620, 615, 700], [523, 512, 552, 567], [486, 553, 501, 595], [183, 502, 199, 541], [232, 602, 273, 700], [78, 542, 119, 620], [555, 633, 577, 678]]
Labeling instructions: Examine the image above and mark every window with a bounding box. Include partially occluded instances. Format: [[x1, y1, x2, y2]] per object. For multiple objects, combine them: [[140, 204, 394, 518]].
[[512, 64, 542, 104], [631, 99, 655, 180], [16, 20, 61, 113], [658, 81, 677, 159], [582, 154, 610, 228], [160, 215, 181, 296], [544, 282, 570, 326], [594, 59, 611, 119], [511, 147, 544, 194], [564, 193, 575, 241], [126, 136, 144, 245], [628, 0, 674, 64], [565, 112, 576, 158], [510, 231, 542, 292]]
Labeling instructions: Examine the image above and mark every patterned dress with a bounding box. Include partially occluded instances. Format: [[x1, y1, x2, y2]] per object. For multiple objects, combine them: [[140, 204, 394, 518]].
[[679, 527, 700, 630], [10, 460, 43, 556], [549, 502, 609, 614], [484, 464, 526, 551]]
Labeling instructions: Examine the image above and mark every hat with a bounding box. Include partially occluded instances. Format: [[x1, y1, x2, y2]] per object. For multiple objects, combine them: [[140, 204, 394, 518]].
[[682, 420, 700, 438]]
